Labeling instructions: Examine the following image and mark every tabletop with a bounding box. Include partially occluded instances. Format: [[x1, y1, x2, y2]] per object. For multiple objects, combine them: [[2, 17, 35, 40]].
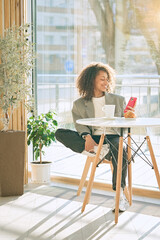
[[76, 117, 160, 128]]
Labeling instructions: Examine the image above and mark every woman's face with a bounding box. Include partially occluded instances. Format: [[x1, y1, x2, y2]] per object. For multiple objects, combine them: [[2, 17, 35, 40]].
[[93, 70, 108, 97]]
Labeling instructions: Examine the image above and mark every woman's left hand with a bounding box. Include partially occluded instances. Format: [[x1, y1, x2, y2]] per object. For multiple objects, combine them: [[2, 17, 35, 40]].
[[127, 106, 135, 112], [124, 106, 136, 118]]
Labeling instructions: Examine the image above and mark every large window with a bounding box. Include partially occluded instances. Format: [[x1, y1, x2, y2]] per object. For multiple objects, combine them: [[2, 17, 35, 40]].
[[32, 0, 160, 190]]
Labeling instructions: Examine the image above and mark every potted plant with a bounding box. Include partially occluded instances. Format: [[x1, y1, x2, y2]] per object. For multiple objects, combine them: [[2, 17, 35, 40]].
[[0, 24, 34, 196], [27, 111, 58, 183]]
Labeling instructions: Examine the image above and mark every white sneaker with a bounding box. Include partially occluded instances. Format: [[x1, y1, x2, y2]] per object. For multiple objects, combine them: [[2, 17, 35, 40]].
[[81, 150, 96, 157], [82, 144, 109, 160], [94, 144, 110, 160], [112, 196, 129, 212]]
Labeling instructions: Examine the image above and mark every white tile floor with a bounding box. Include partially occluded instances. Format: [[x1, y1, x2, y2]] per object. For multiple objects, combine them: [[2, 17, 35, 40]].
[[0, 183, 160, 240]]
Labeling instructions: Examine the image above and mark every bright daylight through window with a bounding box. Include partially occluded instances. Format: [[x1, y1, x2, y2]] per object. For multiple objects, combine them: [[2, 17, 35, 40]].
[[32, 0, 160, 191]]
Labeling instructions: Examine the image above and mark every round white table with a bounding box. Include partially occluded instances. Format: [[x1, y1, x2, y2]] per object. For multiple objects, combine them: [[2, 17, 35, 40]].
[[77, 117, 160, 128], [77, 117, 160, 223]]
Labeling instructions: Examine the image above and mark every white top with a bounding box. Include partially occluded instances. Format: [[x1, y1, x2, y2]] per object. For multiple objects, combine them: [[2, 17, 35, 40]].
[[77, 117, 160, 128], [92, 96, 105, 118], [92, 96, 116, 135]]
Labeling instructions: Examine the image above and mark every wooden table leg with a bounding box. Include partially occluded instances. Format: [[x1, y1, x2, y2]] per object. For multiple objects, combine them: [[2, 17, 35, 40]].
[[77, 157, 92, 196], [81, 134, 104, 213], [128, 129, 132, 205], [146, 136, 160, 189], [115, 133, 124, 224]]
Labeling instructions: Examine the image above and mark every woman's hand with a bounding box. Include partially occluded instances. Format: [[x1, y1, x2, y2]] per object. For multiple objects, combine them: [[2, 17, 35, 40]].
[[84, 135, 98, 152], [124, 106, 136, 118], [127, 106, 135, 112]]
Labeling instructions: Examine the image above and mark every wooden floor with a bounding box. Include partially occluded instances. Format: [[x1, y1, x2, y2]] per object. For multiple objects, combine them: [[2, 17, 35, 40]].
[[0, 183, 160, 240]]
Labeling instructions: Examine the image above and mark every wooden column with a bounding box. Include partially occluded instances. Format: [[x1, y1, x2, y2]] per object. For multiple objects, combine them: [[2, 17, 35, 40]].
[[0, 0, 28, 184], [0, 0, 3, 130]]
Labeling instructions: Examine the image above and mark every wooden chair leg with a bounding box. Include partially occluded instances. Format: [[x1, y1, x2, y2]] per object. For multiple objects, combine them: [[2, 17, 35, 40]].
[[109, 158, 129, 202], [85, 138, 104, 206], [115, 136, 123, 224], [81, 134, 104, 212], [109, 160, 113, 173], [146, 136, 160, 189], [128, 132, 132, 205], [77, 156, 92, 196], [78, 135, 128, 221], [123, 187, 130, 202]]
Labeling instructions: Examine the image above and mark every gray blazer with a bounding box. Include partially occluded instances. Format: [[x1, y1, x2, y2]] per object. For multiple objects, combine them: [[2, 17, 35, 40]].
[[72, 92, 126, 136]]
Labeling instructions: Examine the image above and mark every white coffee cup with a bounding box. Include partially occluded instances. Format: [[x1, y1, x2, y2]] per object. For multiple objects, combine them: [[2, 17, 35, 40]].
[[102, 105, 115, 118]]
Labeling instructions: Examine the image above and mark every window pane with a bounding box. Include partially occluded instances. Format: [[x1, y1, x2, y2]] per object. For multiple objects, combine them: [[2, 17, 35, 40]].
[[34, 0, 160, 190]]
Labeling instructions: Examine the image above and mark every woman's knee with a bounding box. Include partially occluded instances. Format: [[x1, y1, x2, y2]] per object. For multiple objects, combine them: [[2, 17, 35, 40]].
[[55, 128, 66, 141], [55, 128, 85, 153]]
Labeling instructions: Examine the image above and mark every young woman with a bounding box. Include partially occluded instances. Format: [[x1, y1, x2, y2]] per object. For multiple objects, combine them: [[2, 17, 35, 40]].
[[55, 62, 131, 211]]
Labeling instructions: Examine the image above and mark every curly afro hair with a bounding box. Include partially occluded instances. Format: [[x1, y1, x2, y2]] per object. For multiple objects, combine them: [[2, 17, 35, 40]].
[[76, 62, 115, 100]]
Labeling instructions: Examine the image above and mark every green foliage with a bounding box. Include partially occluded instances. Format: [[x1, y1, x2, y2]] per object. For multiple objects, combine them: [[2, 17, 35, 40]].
[[0, 24, 35, 130], [27, 111, 58, 163]]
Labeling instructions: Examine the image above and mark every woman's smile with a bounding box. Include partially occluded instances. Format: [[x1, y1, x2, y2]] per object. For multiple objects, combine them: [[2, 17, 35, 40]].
[[94, 70, 108, 97]]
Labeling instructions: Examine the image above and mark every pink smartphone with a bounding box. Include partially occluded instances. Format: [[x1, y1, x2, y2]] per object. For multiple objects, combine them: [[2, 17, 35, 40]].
[[124, 97, 137, 113]]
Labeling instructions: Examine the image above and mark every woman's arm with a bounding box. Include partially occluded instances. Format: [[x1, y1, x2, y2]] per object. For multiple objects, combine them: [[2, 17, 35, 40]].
[[72, 101, 98, 151], [72, 101, 92, 136]]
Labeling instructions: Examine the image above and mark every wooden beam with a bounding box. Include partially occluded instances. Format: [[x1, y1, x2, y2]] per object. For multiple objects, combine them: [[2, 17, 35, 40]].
[[24, 0, 26, 23], [15, 0, 19, 25], [0, 0, 4, 129], [8, 108, 13, 130], [49, 175, 160, 199], [0, 0, 3, 36], [17, 104, 22, 130], [1, 0, 28, 182], [4, 0, 10, 29], [10, 0, 15, 26]]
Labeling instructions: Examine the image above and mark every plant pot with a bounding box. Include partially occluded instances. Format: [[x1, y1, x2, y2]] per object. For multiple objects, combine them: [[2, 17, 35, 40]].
[[0, 131, 25, 196], [30, 162, 52, 183]]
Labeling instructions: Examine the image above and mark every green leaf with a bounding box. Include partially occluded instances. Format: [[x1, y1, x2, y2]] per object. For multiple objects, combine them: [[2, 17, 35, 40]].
[[35, 151, 40, 160], [27, 110, 58, 162], [53, 120, 58, 126]]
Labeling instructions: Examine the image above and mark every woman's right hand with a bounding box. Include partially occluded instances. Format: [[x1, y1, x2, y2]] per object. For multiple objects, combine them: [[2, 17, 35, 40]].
[[84, 135, 98, 152]]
